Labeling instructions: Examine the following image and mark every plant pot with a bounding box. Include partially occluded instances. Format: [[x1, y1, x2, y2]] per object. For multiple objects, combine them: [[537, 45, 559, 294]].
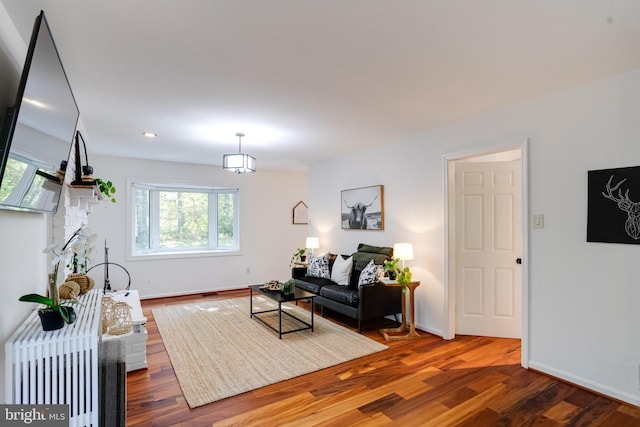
[[38, 309, 64, 331], [387, 271, 397, 280]]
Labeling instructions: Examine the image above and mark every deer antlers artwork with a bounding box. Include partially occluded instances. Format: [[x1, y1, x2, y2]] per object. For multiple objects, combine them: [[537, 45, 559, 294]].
[[601, 175, 640, 240]]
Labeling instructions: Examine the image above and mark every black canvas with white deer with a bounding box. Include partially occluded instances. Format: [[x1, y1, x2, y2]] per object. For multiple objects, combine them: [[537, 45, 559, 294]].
[[587, 165, 640, 244]]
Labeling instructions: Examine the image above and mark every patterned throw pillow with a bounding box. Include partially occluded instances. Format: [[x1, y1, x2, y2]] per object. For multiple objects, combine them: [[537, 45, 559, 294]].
[[306, 253, 330, 279], [357, 259, 378, 287]]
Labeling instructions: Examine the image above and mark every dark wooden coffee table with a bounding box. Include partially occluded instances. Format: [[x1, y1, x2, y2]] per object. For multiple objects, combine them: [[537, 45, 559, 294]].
[[248, 284, 315, 339]]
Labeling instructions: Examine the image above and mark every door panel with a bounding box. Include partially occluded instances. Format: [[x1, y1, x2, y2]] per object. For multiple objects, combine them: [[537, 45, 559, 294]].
[[455, 160, 522, 338]]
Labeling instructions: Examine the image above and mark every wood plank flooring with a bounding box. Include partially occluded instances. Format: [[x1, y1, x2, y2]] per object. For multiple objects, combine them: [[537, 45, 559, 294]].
[[127, 290, 640, 426]]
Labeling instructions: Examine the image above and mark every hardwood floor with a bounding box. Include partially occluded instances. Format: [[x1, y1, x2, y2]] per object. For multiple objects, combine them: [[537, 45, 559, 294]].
[[127, 290, 640, 426]]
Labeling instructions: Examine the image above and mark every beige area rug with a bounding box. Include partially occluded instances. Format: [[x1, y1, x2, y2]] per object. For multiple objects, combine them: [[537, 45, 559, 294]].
[[153, 296, 388, 408]]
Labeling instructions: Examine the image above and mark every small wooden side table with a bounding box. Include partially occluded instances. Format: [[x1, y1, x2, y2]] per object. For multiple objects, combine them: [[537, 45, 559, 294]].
[[379, 278, 421, 340]]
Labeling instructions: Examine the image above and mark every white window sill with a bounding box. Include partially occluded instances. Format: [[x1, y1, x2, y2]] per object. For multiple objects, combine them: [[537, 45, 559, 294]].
[[128, 249, 241, 262]]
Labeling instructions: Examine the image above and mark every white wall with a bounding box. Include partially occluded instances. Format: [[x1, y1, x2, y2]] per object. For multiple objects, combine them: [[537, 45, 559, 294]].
[[307, 69, 640, 406], [0, 211, 49, 403], [85, 154, 308, 298], [0, 2, 42, 403]]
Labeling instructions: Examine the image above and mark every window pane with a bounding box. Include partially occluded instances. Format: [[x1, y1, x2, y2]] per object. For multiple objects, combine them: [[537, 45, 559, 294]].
[[158, 191, 208, 248], [21, 173, 46, 208], [135, 189, 150, 250], [0, 157, 28, 203], [217, 191, 235, 247]]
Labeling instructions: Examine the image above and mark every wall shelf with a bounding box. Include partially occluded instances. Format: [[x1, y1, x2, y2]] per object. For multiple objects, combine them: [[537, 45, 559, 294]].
[[68, 184, 102, 210]]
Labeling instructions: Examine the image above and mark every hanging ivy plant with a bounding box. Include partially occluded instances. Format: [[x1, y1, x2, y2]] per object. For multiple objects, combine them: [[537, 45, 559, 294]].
[[95, 178, 116, 203]]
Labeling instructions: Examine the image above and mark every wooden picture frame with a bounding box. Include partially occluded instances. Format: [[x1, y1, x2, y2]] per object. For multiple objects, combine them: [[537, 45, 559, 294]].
[[292, 201, 308, 224], [341, 185, 384, 230]]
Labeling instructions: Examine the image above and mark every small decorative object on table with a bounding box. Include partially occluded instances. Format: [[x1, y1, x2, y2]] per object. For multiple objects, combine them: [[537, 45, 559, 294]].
[[101, 296, 116, 334], [281, 279, 295, 296], [59, 281, 81, 300], [109, 301, 132, 335], [260, 280, 281, 291]]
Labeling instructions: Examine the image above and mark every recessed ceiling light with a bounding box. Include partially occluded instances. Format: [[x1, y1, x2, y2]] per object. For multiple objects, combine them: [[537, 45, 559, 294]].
[[142, 132, 157, 138]]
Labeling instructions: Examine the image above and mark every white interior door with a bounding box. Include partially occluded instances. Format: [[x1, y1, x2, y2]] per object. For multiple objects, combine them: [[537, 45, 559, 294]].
[[455, 160, 522, 338]]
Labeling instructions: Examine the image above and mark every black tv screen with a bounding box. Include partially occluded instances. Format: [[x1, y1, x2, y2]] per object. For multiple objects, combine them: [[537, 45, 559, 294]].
[[0, 11, 79, 213]]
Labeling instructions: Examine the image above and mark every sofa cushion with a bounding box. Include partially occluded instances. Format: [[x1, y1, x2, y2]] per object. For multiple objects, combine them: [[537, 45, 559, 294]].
[[319, 284, 359, 307], [356, 243, 394, 257], [330, 255, 353, 286], [358, 259, 379, 287], [351, 244, 393, 271], [294, 276, 334, 294], [307, 253, 330, 279]]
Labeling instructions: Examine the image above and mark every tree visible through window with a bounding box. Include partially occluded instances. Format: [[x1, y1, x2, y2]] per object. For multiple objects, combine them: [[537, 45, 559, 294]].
[[133, 183, 239, 255]]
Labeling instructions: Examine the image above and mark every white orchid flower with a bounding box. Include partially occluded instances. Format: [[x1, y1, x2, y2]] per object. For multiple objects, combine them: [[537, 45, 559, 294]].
[[43, 243, 60, 254]]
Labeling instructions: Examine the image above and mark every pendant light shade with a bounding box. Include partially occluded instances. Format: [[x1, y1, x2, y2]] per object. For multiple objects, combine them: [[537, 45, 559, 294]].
[[223, 132, 256, 173]]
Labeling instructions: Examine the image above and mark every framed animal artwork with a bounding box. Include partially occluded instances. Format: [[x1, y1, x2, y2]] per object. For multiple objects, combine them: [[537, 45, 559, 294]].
[[341, 185, 384, 230], [587, 165, 640, 244]]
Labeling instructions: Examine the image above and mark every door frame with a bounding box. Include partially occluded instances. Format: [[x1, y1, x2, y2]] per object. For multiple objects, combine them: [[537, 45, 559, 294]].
[[443, 139, 530, 368]]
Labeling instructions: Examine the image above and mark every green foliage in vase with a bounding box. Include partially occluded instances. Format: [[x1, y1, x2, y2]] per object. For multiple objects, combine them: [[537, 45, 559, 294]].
[[384, 257, 412, 290], [290, 247, 307, 267], [95, 178, 116, 202]]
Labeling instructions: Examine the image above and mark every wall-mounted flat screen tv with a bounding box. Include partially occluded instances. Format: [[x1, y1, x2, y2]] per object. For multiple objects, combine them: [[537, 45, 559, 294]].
[[0, 10, 79, 213]]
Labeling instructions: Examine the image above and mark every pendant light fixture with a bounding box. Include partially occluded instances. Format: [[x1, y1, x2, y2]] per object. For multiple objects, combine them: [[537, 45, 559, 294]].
[[223, 132, 256, 173]]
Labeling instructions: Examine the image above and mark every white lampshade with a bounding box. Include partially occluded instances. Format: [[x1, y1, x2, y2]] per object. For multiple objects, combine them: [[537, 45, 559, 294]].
[[305, 237, 320, 249], [223, 132, 256, 174], [223, 153, 256, 173], [393, 243, 414, 261]]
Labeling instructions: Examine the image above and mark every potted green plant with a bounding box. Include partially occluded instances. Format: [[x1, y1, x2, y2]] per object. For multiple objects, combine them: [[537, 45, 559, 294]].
[[383, 257, 400, 280], [18, 294, 79, 330], [20, 225, 93, 330], [290, 247, 307, 267], [384, 257, 412, 291], [95, 178, 116, 202]]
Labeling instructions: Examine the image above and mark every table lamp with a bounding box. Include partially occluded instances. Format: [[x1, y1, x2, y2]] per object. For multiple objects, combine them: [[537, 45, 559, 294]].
[[306, 237, 320, 255], [393, 243, 414, 268]]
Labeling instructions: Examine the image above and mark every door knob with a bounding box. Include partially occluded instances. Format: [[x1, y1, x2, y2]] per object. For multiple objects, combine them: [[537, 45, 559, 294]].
[[516, 258, 522, 264]]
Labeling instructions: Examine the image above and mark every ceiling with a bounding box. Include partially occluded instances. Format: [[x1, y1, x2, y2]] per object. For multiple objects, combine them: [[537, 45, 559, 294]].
[[3, 1, 640, 172]]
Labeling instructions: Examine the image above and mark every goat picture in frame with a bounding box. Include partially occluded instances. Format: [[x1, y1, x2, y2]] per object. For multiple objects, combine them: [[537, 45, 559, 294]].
[[587, 166, 640, 244], [341, 185, 384, 230]]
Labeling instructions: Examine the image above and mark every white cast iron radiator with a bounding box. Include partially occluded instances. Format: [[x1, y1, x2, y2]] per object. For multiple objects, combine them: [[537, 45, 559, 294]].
[[5, 289, 101, 427]]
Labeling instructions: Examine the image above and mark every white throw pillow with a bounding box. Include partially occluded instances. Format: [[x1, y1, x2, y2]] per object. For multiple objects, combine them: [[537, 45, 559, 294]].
[[357, 259, 378, 287], [331, 256, 353, 286], [306, 253, 330, 279]]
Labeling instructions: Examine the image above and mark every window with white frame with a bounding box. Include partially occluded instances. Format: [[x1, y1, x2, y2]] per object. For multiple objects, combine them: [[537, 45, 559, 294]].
[[132, 183, 239, 255]]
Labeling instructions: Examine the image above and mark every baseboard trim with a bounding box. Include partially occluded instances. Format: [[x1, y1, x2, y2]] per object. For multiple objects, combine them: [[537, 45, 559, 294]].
[[528, 360, 640, 407], [140, 285, 248, 300]]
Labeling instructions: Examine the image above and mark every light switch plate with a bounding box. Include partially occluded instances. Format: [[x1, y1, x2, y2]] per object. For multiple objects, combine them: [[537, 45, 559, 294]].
[[532, 214, 544, 229]]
